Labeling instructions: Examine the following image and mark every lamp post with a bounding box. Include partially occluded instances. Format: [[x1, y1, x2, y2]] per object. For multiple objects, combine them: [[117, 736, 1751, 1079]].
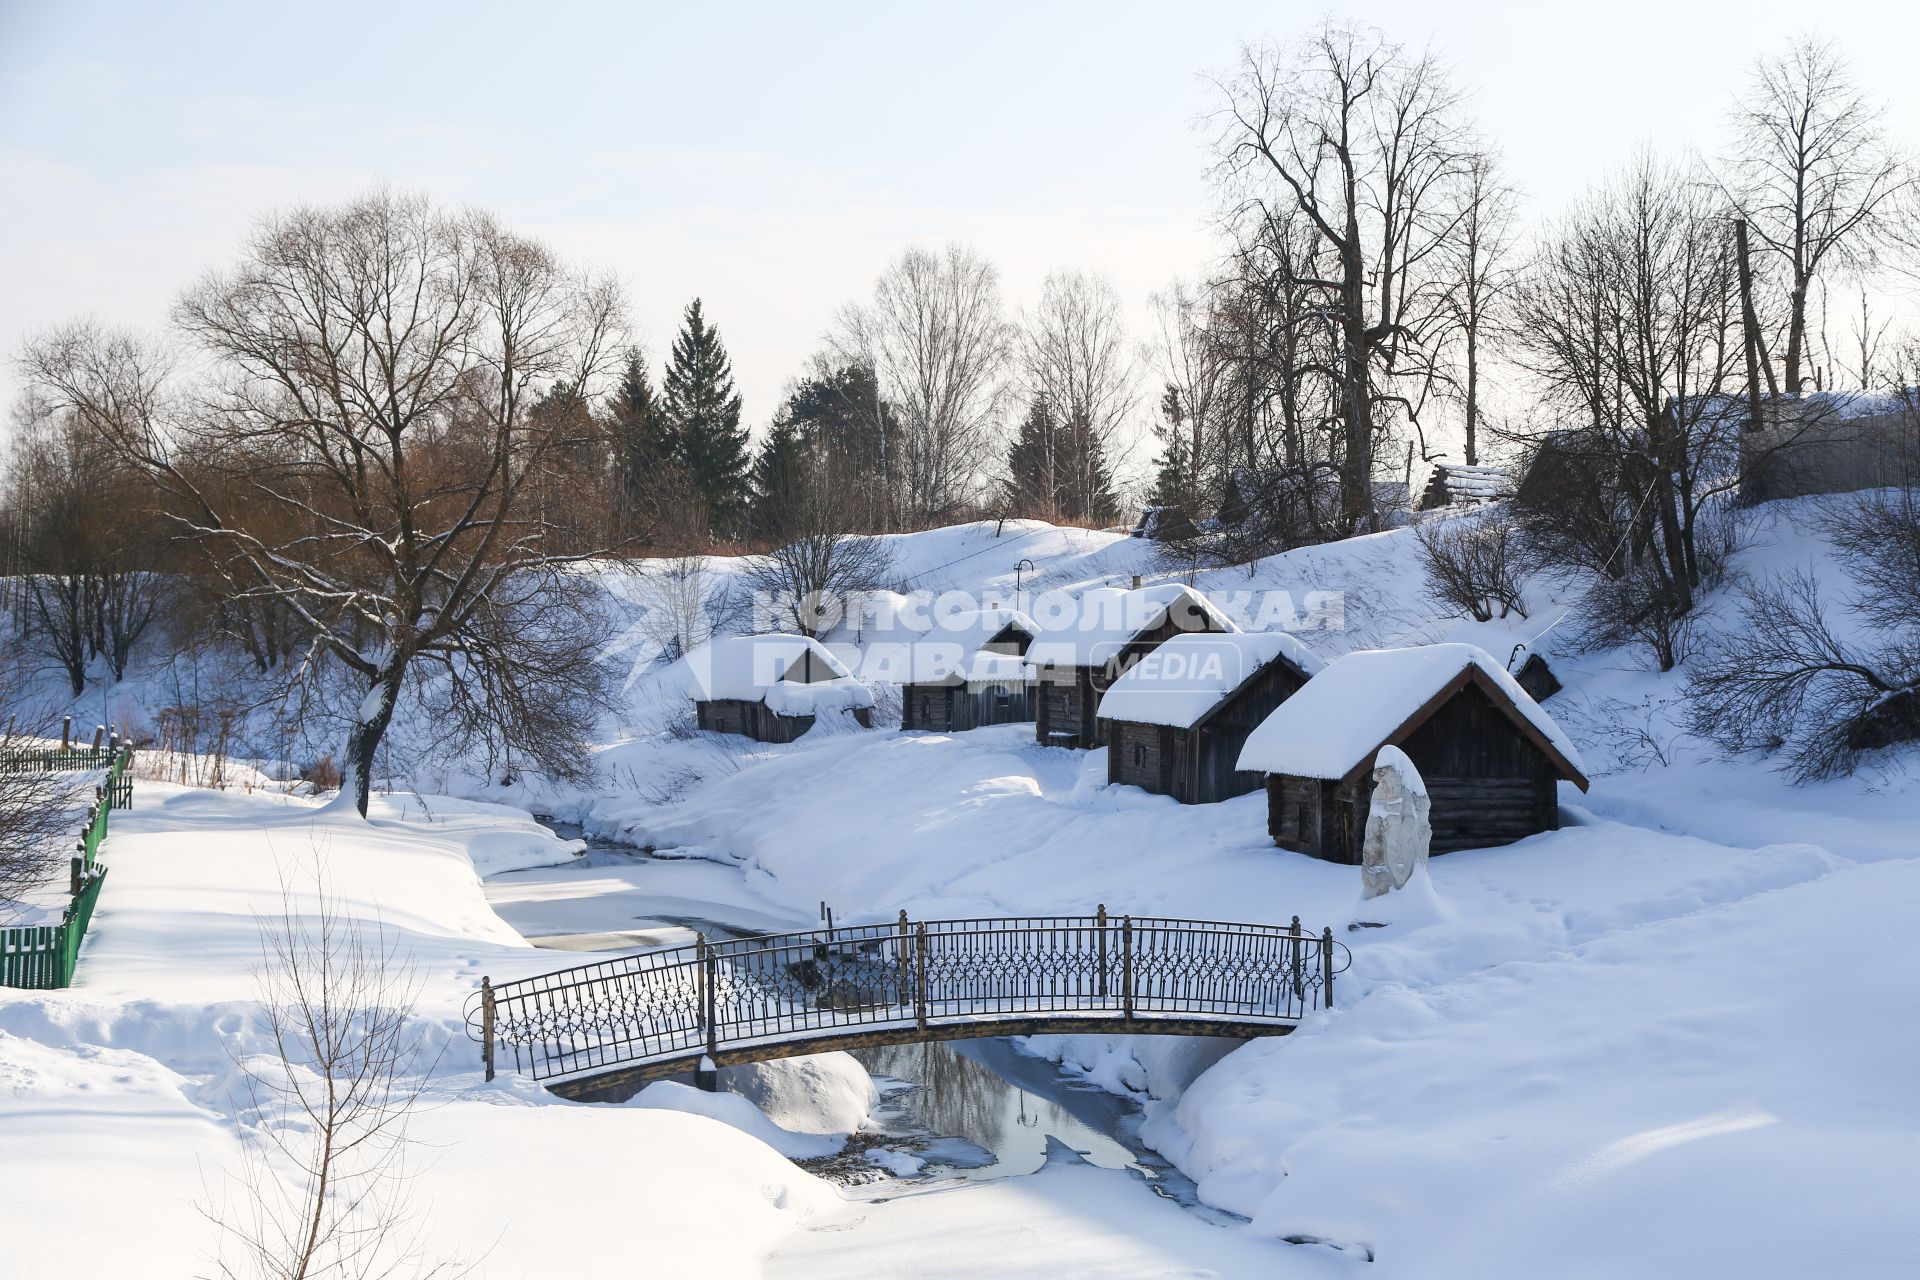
[[1014, 558, 1036, 616]]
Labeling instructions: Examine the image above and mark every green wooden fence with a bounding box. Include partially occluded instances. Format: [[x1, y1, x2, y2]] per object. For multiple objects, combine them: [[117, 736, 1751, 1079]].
[[1, 866, 108, 988], [1, 746, 133, 990], [0, 745, 115, 774]]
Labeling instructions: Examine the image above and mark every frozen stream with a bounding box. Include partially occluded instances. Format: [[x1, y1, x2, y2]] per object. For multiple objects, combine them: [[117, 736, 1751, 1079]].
[[481, 822, 1227, 1215]]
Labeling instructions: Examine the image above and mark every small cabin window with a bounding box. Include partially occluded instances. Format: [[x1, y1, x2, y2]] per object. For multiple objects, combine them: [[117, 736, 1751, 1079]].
[[1132, 742, 1147, 768], [1295, 803, 1309, 836]]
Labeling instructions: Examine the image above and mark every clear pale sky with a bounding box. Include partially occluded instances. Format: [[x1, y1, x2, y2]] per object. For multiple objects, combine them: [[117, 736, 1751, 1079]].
[[3, 0, 1917, 475]]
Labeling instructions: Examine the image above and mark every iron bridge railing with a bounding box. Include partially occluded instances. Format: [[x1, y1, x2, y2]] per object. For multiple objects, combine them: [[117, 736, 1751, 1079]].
[[468, 909, 1351, 1087]]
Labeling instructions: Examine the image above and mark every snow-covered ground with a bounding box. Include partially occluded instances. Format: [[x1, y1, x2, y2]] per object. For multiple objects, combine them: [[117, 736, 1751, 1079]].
[[6, 502, 1920, 1276], [0, 787, 842, 1276]]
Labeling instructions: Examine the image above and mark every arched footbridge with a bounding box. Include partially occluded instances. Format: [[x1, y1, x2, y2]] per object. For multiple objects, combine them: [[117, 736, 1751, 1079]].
[[469, 910, 1350, 1100]]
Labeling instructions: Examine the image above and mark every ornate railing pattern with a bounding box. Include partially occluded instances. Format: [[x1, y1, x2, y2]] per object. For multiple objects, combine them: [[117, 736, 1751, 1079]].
[[471, 909, 1350, 1086]]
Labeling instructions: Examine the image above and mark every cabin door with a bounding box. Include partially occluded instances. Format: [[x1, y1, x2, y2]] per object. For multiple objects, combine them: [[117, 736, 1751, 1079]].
[[926, 688, 950, 732], [1164, 730, 1185, 797], [1335, 798, 1358, 863]]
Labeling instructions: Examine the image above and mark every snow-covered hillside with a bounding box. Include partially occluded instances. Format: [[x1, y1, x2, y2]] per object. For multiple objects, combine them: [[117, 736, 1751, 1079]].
[[6, 500, 1920, 1276]]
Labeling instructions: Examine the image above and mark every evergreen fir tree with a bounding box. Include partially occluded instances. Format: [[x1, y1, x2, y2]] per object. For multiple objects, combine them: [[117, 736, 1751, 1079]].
[[1147, 384, 1194, 511], [606, 348, 667, 515], [661, 299, 750, 536], [1004, 397, 1063, 519], [1063, 411, 1120, 525], [749, 413, 810, 541], [1005, 397, 1118, 524]]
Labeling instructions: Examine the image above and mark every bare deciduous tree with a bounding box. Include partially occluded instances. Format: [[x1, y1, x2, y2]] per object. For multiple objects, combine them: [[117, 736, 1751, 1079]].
[[1723, 37, 1909, 395], [1444, 151, 1520, 467], [206, 871, 455, 1280], [1416, 509, 1529, 621], [1687, 569, 1920, 781], [0, 690, 82, 918], [1016, 270, 1140, 516], [3, 407, 160, 693], [1145, 281, 1231, 507], [1514, 153, 1747, 669], [21, 192, 625, 815], [829, 244, 1012, 527], [1213, 22, 1480, 532], [743, 454, 895, 637]]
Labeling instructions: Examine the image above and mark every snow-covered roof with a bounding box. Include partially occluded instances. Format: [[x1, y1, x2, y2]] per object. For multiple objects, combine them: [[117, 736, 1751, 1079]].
[[1094, 631, 1325, 730], [1234, 642, 1587, 787], [868, 607, 1039, 685], [1026, 583, 1239, 671], [1423, 463, 1515, 507], [686, 633, 874, 715]]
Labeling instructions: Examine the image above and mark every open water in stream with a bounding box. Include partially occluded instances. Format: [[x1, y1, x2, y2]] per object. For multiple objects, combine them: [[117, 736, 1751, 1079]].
[[482, 822, 1229, 1216]]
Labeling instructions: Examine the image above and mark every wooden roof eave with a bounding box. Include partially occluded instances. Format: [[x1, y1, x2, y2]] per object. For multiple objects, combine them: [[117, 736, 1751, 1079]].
[[1330, 666, 1591, 792], [1186, 654, 1314, 734], [1097, 652, 1312, 733]]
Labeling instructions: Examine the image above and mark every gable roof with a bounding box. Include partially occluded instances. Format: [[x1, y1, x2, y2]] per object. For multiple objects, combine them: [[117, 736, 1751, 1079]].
[[1026, 583, 1239, 671], [868, 607, 1040, 685], [686, 633, 874, 714], [1234, 642, 1588, 789], [1095, 631, 1324, 730]]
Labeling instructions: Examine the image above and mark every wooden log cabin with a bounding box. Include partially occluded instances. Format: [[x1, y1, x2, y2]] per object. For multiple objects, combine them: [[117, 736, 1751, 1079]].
[[1095, 631, 1323, 804], [895, 608, 1039, 732], [689, 634, 874, 743], [1028, 582, 1237, 750], [1235, 643, 1588, 859]]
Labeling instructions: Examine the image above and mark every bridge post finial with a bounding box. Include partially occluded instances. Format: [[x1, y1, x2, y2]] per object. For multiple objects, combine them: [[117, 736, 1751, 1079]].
[[696, 933, 720, 1090], [1321, 927, 1335, 1008], [479, 976, 495, 1082], [1095, 905, 1109, 1002]]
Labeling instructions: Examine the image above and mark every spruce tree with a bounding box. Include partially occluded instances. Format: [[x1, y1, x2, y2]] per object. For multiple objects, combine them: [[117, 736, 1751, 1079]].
[[1064, 412, 1119, 525], [1004, 397, 1063, 519], [607, 348, 667, 522], [662, 299, 750, 536], [1005, 397, 1118, 524], [749, 413, 810, 541], [1147, 385, 1195, 512]]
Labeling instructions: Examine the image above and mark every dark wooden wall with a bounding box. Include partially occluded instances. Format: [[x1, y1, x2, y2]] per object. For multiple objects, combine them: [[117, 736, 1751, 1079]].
[[696, 698, 871, 743], [1263, 682, 1565, 860], [1036, 669, 1098, 748], [1109, 722, 1169, 791], [902, 684, 952, 732], [1037, 604, 1230, 751], [904, 681, 1034, 732], [1105, 658, 1310, 805]]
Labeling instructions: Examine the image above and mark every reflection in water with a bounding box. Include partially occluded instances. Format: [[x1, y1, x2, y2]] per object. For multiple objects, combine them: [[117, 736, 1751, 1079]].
[[853, 1039, 1175, 1187], [517, 818, 1224, 1217]]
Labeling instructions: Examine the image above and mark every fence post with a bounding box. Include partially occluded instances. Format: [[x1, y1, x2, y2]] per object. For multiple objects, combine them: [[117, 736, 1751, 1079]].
[[479, 976, 496, 1082], [1289, 914, 1305, 1008], [1121, 914, 1134, 1020], [60, 716, 70, 750], [913, 923, 928, 1031], [697, 934, 719, 1091], [70, 854, 82, 898], [896, 911, 912, 1013], [90, 725, 103, 751], [1321, 927, 1335, 1009], [1095, 904, 1108, 1002]]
